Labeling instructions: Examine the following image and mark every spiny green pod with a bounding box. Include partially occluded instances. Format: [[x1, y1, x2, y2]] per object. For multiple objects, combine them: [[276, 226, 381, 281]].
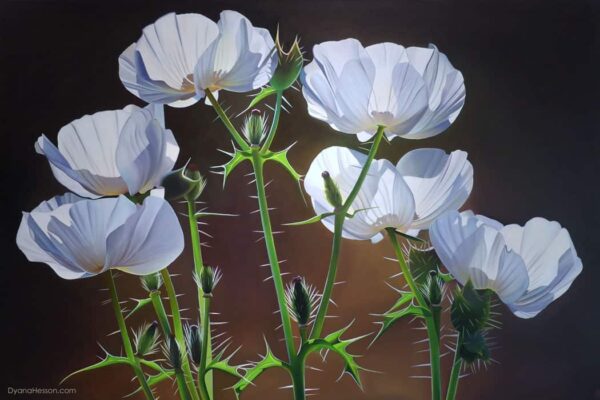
[[196, 266, 222, 296], [166, 334, 182, 371], [321, 171, 343, 209], [459, 330, 491, 364], [451, 280, 491, 334], [270, 31, 304, 91], [135, 321, 159, 356], [291, 277, 311, 327], [242, 109, 268, 146], [186, 324, 202, 366], [161, 164, 206, 202]]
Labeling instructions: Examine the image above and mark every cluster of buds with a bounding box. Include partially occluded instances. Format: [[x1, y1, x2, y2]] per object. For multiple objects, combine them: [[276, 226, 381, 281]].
[[162, 163, 207, 202]]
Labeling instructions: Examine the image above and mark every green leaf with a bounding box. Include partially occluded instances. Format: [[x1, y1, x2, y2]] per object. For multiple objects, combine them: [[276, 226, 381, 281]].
[[282, 212, 336, 226], [213, 149, 251, 187], [125, 298, 153, 320], [304, 322, 370, 389], [408, 246, 442, 285], [386, 291, 415, 313], [61, 354, 131, 384], [125, 366, 174, 398], [232, 341, 285, 397], [266, 145, 302, 183], [371, 304, 428, 345], [244, 86, 278, 112], [206, 346, 243, 379]]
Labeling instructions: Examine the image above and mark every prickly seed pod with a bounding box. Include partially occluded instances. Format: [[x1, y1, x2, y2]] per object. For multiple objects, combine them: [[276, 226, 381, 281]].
[[451, 280, 492, 334], [195, 266, 222, 296], [164, 334, 183, 371], [141, 272, 162, 292], [161, 163, 206, 201], [270, 31, 304, 91], [185, 324, 202, 366], [134, 321, 160, 356], [321, 171, 343, 209], [459, 330, 491, 364], [242, 109, 268, 146]]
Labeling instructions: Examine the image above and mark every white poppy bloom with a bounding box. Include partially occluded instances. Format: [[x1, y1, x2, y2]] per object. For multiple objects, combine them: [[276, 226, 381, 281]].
[[119, 11, 276, 107], [430, 210, 583, 318], [304, 146, 472, 243], [35, 104, 179, 198], [17, 193, 184, 280], [301, 39, 465, 141]]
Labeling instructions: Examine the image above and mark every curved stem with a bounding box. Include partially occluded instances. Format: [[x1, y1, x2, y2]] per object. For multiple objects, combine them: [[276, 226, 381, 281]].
[[187, 200, 213, 399], [260, 90, 283, 153], [205, 90, 249, 151], [161, 270, 201, 400], [105, 271, 155, 400], [310, 126, 385, 340], [387, 229, 442, 400], [250, 150, 297, 362], [446, 332, 463, 400]]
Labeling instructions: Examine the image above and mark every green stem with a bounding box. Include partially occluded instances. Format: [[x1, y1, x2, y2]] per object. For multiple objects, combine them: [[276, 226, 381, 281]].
[[387, 229, 442, 400], [187, 200, 213, 399], [260, 90, 283, 153], [197, 296, 212, 400], [149, 290, 172, 336], [250, 149, 297, 362], [105, 271, 155, 400], [310, 126, 385, 340], [205, 90, 249, 151], [175, 371, 193, 400], [446, 332, 463, 400], [290, 356, 306, 400], [160, 269, 201, 400]]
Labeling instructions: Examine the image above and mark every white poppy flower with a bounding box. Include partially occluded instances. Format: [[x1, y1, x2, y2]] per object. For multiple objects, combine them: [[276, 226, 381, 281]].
[[119, 11, 276, 107], [303, 146, 472, 243], [16, 193, 184, 280], [35, 104, 179, 198], [430, 211, 583, 318], [301, 39, 465, 141], [193, 10, 277, 97]]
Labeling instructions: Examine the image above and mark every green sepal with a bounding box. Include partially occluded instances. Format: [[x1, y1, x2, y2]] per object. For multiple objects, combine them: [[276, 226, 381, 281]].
[[304, 322, 369, 389], [232, 340, 285, 397], [408, 246, 442, 285], [282, 212, 336, 226], [125, 297, 153, 320], [61, 354, 131, 384], [371, 304, 429, 344], [243, 86, 278, 113]]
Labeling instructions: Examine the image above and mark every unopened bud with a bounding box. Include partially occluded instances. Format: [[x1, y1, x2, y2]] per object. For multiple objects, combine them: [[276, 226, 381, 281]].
[[424, 270, 443, 307], [161, 163, 206, 201], [286, 276, 314, 327], [242, 109, 268, 146], [196, 266, 222, 296], [451, 281, 491, 334], [322, 171, 343, 209], [141, 272, 162, 292], [166, 334, 182, 371], [459, 331, 491, 364], [135, 321, 159, 356], [270, 31, 304, 91], [186, 324, 202, 366]]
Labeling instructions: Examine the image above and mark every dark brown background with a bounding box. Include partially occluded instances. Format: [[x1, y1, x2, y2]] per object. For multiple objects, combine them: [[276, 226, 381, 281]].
[[1, 0, 599, 399]]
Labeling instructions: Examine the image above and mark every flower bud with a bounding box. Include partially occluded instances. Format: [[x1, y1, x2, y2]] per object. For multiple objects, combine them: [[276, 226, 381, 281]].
[[321, 171, 343, 209], [196, 266, 222, 296], [286, 276, 317, 327], [185, 324, 202, 366], [459, 331, 491, 364], [135, 321, 159, 357], [422, 270, 443, 307], [161, 163, 206, 201], [165, 334, 182, 371], [242, 109, 268, 146], [451, 281, 491, 334], [270, 32, 303, 91], [141, 272, 162, 292]]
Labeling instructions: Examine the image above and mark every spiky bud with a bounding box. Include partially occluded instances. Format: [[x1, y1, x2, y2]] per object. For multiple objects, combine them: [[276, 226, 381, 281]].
[[196, 266, 222, 296], [270, 31, 303, 91], [321, 171, 343, 209], [451, 281, 492, 334], [141, 272, 162, 292], [135, 321, 159, 356], [286, 277, 318, 328], [161, 163, 206, 202], [242, 109, 268, 146], [422, 270, 444, 307], [185, 324, 202, 366], [165, 334, 182, 371], [459, 331, 491, 364]]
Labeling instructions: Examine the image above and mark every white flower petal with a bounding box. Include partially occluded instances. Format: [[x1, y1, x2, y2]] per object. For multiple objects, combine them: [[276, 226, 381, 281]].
[[107, 196, 184, 275], [397, 148, 473, 230]]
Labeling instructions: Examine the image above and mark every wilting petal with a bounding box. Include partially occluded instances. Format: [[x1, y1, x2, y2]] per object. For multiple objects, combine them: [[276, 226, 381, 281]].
[[194, 10, 276, 94], [120, 13, 219, 107], [403, 45, 466, 139], [397, 148, 473, 230], [107, 196, 184, 275], [501, 218, 582, 318], [116, 106, 179, 194]]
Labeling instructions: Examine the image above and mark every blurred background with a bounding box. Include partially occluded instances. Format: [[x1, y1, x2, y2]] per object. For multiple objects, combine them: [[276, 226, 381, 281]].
[[1, 0, 599, 399]]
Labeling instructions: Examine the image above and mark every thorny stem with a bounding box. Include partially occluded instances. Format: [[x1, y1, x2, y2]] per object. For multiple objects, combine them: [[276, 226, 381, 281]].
[[187, 200, 213, 399], [149, 290, 172, 336], [261, 90, 283, 153], [446, 332, 464, 400], [198, 296, 212, 400], [105, 271, 155, 400], [310, 126, 386, 340], [205, 89, 249, 151], [387, 229, 442, 400], [160, 269, 202, 400]]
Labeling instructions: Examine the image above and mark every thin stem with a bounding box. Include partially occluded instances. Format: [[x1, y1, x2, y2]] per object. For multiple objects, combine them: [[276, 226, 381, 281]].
[[250, 149, 297, 362], [290, 356, 306, 400], [446, 332, 464, 400], [149, 290, 172, 336], [387, 229, 442, 400], [105, 271, 155, 400], [197, 296, 212, 400], [310, 126, 385, 340], [260, 90, 283, 153], [205, 90, 249, 151], [187, 200, 213, 399], [161, 269, 201, 400]]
